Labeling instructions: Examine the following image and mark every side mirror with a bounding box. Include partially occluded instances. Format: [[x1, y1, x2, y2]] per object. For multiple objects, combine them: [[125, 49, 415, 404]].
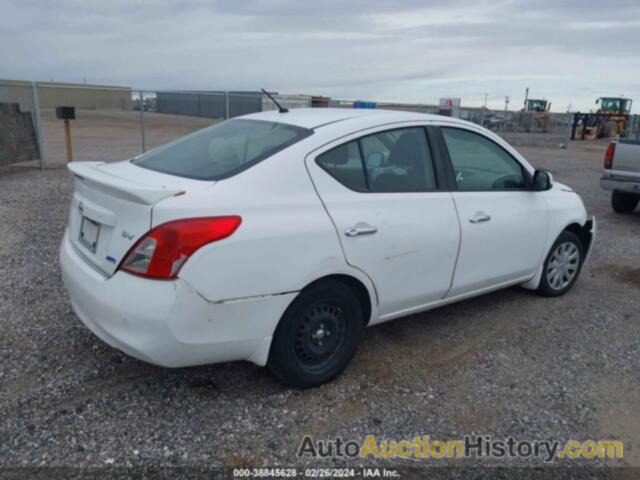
[[533, 170, 553, 191]]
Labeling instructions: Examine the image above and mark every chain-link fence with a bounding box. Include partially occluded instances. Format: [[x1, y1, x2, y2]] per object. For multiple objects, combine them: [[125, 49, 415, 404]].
[[133, 90, 276, 154], [624, 114, 640, 141], [1, 79, 140, 169], [480, 110, 573, 148], [331, 98, 574, 148], [3, 79, 637, 171]]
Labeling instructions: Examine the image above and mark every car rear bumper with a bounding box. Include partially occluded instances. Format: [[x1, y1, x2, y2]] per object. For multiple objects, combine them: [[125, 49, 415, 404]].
[[59, 230, 296, 367], [600, 176, 640, 194]]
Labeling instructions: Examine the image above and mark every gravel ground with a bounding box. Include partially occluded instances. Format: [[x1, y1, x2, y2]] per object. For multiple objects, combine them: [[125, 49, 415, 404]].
[[0, 116, 638, 478]]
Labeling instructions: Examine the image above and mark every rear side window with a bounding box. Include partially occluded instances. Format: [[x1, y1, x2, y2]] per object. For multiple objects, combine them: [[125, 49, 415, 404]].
[[316, 141, 367, 191], [361, 128, 436, 192], [133, 119, 312, 180], [316, 127, 437, 193], [441, 128, 526, 191]]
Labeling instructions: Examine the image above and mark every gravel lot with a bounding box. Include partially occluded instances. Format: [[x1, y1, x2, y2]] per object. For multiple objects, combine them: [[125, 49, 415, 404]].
[[0, 112, 638, 477]]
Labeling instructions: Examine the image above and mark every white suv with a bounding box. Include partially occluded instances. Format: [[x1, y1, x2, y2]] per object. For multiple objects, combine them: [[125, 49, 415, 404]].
[[60, 108, 595, 388]]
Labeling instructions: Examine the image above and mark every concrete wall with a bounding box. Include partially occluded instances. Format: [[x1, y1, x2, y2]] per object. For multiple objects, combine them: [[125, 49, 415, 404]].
[[0, 79, 132, 111]]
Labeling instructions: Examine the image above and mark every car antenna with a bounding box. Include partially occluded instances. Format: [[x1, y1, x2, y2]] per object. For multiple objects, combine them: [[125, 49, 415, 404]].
[[261, 88, 288, 113]]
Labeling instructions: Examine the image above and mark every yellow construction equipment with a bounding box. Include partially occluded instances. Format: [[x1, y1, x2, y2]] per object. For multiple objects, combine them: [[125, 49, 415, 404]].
[[595, 97, 631, 137], [520, 98, 551, 132], [572, 97, 632, 140], [525, 99, 551, 113]]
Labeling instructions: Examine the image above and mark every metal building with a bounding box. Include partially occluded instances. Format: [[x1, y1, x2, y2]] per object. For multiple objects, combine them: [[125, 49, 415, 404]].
[[0, 79, 132, 111], [156, 91, 263, 119]]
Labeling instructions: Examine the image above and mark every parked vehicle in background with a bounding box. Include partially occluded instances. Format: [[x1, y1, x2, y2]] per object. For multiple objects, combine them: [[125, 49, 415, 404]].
[[60, 108, 596, 388], [601, 139, 640, 213]]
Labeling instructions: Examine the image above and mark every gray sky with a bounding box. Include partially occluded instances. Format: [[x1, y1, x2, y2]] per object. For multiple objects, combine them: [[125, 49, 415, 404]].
[[2, 0, 639, 112]]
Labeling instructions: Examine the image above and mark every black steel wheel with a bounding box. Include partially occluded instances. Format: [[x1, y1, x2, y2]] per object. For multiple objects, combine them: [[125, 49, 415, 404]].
[[294, 301, 347, 372], [268, 279, 364, 388]]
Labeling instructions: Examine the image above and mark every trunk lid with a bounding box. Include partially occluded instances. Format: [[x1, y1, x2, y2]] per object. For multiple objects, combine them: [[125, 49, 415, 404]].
[[66, 161, 211, 276]]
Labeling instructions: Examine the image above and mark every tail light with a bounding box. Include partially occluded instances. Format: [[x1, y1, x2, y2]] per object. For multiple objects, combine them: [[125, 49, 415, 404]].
[[119, 216, 241, 279], [604, 142, 616, 169]]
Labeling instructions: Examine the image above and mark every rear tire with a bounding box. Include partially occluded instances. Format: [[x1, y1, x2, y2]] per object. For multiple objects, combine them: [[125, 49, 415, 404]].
[[268, 280, 363, 389], [537, 231, 583, 297], [611, 191, 639, 214]]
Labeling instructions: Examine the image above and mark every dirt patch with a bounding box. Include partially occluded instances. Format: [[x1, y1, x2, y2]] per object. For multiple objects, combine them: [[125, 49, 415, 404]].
[[595, 378, 640, 467], [592, 264, 640, 289]]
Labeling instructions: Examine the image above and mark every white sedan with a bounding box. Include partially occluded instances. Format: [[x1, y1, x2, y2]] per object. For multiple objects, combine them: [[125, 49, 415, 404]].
[[60, 108, 595, 388]]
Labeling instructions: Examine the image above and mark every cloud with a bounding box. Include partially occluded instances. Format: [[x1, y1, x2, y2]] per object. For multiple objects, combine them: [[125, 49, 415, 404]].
[[0, 0, 637, 111]]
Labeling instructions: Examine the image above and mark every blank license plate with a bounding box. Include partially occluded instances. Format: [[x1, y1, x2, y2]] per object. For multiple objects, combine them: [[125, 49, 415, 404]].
[[79, 217, 100, 253]]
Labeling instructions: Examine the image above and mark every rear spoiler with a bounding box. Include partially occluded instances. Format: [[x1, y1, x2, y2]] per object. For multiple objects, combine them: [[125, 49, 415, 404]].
[[67, 162, 184, 205]]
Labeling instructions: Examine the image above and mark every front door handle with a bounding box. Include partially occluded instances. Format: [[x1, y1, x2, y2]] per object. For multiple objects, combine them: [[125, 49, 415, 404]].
[[469, 211, 491, 223], [345, 223, 378, 237]]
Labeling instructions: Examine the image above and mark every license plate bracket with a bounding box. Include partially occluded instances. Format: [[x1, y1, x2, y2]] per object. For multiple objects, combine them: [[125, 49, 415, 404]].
[[79, 217, 100, 253]]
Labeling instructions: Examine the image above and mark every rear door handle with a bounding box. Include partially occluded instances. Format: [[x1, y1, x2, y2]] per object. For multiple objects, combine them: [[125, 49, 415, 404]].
[[344, 223, 378, 237], [469, 211, 491, 223]]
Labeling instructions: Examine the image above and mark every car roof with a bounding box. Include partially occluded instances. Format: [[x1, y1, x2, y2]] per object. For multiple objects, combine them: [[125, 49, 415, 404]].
[[241, 107, 453, 130], [242, 108, 534, 174]]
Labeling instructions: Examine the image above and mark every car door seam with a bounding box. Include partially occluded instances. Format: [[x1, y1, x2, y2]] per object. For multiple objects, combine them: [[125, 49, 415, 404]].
[[442, 193, 463, 299], [302, 155, 380, 306]]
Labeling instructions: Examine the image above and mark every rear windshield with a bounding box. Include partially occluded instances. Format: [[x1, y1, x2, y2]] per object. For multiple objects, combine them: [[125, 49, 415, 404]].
[[132, 119, 313, 180]]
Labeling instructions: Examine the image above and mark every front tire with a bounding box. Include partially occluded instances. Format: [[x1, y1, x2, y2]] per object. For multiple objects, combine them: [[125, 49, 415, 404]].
[[268, 280, 364, 389], [611, 191, 639, 214], [537, 231, 583, 297]]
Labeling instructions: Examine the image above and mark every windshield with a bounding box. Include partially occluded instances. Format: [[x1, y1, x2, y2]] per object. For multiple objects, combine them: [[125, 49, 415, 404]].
[[599, 98, 629, 113], [133, 119, 313, 180], [527, 100, 546, 112]]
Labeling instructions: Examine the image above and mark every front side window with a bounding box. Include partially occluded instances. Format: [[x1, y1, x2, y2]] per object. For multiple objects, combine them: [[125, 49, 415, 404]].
[[441, 128, 526, 191], [316, 127, 437, 193], [133, 119, 312, 180]]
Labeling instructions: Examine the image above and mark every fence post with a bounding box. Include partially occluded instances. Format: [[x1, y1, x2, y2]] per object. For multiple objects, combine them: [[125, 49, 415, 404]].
[[139, 90, 146, 153], [630, 114, 639, 141], [562, 113, 573, 149], [225, 91, 230, 120], [530, 112, 536, 146], [31, 81, 44, 170]]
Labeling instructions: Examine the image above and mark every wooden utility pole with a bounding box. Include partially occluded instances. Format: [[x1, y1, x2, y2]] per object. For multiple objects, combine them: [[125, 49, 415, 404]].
[[55, 106, 76, 163], [64, 118, 73, 162]]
